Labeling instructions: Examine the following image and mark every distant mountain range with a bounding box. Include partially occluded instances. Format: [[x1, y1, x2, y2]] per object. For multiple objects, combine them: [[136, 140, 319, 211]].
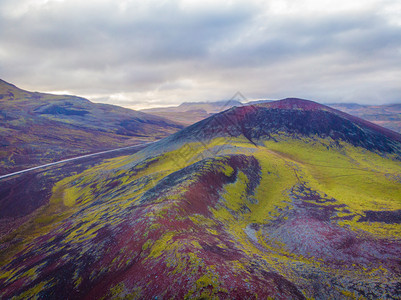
[[141, 99, 243, 126], [328, 102, 401, 133], [0, 79, 183, 175], [141, 99, 401, 133], [1, 98, 400, 299]]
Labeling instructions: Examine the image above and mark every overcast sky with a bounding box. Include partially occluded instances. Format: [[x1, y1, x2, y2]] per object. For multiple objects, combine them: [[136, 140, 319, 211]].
[[1, 0, 401, 109]]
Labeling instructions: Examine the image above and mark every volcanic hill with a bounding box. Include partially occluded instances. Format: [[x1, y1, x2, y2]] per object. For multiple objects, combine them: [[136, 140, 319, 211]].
[[1, 99, 401, 299], [141, 98, 401, 135], [157, 98, 401, 158], [0, 79, 183, 175]]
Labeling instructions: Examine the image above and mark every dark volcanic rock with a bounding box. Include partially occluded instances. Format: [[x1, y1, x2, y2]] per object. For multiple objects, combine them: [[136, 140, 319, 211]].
[[359, 210, 401, 224]]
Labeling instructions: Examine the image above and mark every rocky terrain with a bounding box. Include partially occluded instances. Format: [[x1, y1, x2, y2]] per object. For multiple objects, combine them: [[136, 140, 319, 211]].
[[1, 99, 400, 299]]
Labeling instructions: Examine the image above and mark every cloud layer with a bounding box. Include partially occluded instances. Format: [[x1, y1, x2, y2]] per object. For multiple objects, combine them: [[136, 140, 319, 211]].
[[1, 0, 401, 108]]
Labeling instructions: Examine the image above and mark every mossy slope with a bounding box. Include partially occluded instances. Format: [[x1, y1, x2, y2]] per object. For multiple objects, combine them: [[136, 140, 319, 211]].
[[1, 100, 400, 299]]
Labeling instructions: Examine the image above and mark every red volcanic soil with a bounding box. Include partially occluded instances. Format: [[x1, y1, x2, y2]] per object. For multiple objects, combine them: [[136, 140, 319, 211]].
[[0, 154, 306, 299], [261, 183, 401, 274], [259, 98, 328, 111], [82, 154, 303, 299]]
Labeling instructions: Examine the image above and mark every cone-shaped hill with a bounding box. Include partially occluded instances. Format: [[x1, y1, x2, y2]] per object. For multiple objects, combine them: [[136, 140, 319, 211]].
[[1, 98, 401, 299], [158, 98, 401, 158]]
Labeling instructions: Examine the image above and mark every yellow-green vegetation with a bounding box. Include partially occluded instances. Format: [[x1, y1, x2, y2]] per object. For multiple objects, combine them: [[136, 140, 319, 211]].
[[1, 127, 400, 299], [13, 281, 50, 300], [62, 186, 81, 207], [189, 214, 217, 228], [148, 232, 177, 258], [109, 282, 142, 299], [185, 266, 226, 299], [156, 135, 401, 298], [261, 137, 401, 236], [251, 149, 299, 222]]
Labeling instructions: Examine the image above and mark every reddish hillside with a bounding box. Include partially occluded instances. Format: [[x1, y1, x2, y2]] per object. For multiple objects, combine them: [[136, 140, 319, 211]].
[[1, 98, 400, 299]]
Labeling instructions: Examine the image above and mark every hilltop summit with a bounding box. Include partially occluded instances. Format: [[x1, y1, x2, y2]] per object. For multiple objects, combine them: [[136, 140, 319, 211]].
[[163, 98, 401, 158]]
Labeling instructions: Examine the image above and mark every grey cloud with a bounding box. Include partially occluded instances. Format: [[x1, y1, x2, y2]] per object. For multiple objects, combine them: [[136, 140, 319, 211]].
[[2, 0, 255, 61], [0, 0, 400, 106], [0, 0, 256, 92], [211, 12, 401, 69]]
